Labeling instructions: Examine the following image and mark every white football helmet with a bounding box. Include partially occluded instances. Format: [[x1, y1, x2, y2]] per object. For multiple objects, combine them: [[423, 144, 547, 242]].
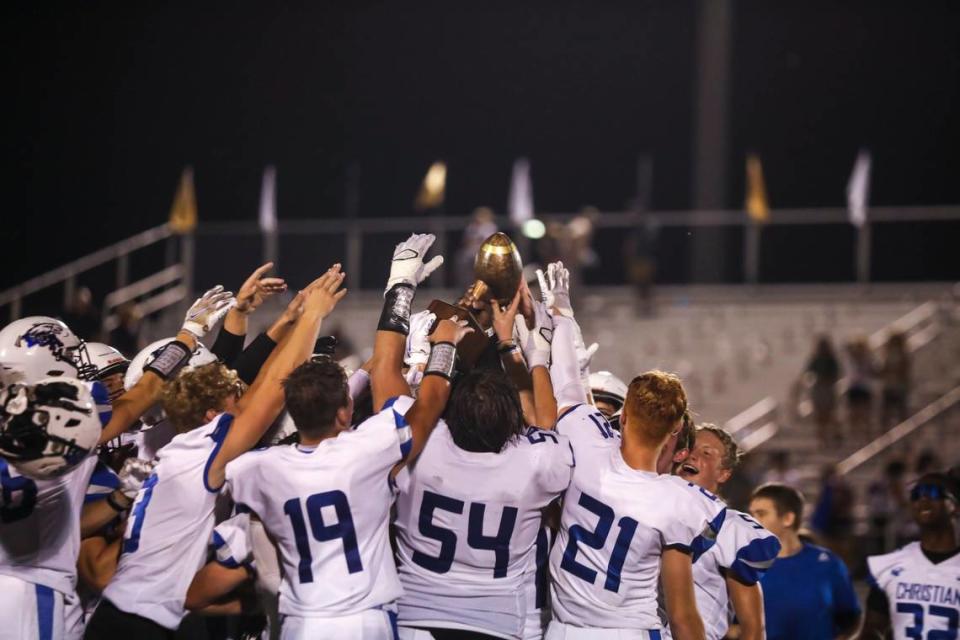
[[86, 342, 130, 402], [0, 316, 97, 385], [123, 338, 217, 428], [0, 377, 101, 479], [589, 370, 628, 426]]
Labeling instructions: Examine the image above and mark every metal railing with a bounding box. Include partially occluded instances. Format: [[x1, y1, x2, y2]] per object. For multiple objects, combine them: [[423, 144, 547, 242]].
[[723, 297, 945, 453], [0, 224, 177, 322], [3, 204, 958, 325], [837, 385, 960, 476]]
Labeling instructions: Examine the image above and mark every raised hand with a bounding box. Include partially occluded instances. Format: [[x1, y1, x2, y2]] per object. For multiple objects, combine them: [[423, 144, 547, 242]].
[[183, 285, 236, 338], [431, 315, 474, 346], [303, 265, 348, 318], [491, 289, 522, 343], [385, 233, 444, 293], [406, 311, 437, 367], [235, 262, 287, 315], [537, 261, 574, 318], [514, 298, 554, 369]]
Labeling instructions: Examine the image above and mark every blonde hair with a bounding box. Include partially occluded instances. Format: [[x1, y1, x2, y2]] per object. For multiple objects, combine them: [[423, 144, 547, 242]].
[[161, 362, 246, 433], [623, 370, 687, 445]]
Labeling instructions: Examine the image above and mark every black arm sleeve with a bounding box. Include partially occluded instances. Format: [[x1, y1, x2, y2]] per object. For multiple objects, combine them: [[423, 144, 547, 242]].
[[867, 585, 890, 614], [232, 332, 277, 385], [210, 327, 246, 367]]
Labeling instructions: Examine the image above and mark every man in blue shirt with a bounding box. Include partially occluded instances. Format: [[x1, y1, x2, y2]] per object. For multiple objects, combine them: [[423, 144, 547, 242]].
[[749, 483, 862, 640]]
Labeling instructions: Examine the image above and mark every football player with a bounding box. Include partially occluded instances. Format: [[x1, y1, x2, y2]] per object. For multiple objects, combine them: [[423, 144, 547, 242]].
[[0, 379, 102, 640], [543, 264, 725, 639], [224, 235, 471, 638], [0, 287, 228, 640], [85, 269, 344, 639], [674, 424, 780, 640], [393, 286, 573, 640], [861, 473, 959, 640]]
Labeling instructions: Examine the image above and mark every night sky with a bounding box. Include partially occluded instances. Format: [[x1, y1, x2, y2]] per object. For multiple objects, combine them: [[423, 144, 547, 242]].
[[4, 1, 959, 291]]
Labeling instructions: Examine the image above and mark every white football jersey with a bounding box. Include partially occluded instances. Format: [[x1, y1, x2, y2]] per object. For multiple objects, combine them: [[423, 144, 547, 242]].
[[224, 395, 414, 620], [868, 542, 960, 640], [0, 455, 96, 595], [662, 508, 781, 640], [394, 423, 574, 639], [549, 404, 727, 631], [104, 413, 233, 629]]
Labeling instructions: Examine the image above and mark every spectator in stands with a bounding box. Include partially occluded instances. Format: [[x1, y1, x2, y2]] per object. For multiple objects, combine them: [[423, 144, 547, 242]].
[[845, 335, 875, 439], [108, 302, 143, 358], [810, 464, 855, 565], [805, 334, 841, 444], [749, 484, 862, 640], [62, 286, 101, 342], [878, 331, 911, 428]]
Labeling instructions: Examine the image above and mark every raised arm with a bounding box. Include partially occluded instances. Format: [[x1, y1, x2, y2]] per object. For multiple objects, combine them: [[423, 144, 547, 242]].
[[212, 262, 286, 365], [512, 287, 558, 427], [491, 290, 536, 423], [370, 233, 444, 411], [206, 266, 347, 490], [392, 317, 473, 477], [99, 286, 235, 443]]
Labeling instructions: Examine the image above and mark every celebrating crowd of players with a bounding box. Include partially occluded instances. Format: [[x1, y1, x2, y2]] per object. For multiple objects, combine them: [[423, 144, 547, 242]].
[[0, 233, 957, 640]]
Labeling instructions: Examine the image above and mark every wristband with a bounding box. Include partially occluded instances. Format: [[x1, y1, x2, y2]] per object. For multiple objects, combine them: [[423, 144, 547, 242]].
[[106, 491, 131, 512], [423, 342, 457, 381], [498, 343, 520, 356], [145, 340, 193, 380], [377, 283, 415, 335]]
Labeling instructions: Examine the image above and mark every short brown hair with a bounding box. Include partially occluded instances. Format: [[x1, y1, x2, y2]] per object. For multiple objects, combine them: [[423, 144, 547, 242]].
[[282, 358, 349, 438], [676, 410, 695, 453], [751, 483, 805, 530], [695, 423, 742, 470], [161, 362, 245, 433], [623, 371, 687, 446]]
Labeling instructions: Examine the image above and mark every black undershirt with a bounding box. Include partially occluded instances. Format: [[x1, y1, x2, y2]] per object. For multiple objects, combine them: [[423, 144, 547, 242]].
[[867, 545, 960, 613]]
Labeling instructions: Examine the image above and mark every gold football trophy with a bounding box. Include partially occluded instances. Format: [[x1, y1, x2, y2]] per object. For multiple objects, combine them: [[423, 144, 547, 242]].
[[428, 232, 523, 367]]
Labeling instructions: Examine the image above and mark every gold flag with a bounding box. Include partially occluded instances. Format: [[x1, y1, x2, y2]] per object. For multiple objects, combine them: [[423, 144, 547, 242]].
[[414, 161, 446, 211], [168, 166, 198, 234], [745, 154, 769, 223]]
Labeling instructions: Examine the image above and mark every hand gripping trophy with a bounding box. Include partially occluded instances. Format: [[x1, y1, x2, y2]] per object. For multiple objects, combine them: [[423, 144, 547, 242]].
[[428, 232, 523, 367]]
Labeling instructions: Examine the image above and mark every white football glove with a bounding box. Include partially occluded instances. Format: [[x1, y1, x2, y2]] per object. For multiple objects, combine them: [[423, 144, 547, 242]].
[[117, 457, 156, 499], [514, 300, 554, 369], [536, 261, 574, 318], [405, 311, 436, 368], [182, 285, 236, 339], [385, 233, 445, 293]]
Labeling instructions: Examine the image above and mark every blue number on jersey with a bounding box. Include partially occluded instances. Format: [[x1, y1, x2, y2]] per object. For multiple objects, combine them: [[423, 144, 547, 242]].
[[283, 490, 363, 583], [737, 512, 764, 530], [413, 490, 519, 578], [0, 459, 37, 524], [897, 602, 959, 640], [122, 473, 158, 553], [587, 412, 616, 439], [525, 428, 559, 445], [560, 491, 639, 593]]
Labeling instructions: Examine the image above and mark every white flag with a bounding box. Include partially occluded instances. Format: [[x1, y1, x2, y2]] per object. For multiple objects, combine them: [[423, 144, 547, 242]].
[[508, 157, 534, 226], [846, 150, 871, 228], [259, 165, 277, 233]]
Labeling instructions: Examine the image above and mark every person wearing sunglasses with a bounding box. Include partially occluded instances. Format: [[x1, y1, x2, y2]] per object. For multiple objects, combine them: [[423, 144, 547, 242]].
[[861, 473, 960, 640]]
